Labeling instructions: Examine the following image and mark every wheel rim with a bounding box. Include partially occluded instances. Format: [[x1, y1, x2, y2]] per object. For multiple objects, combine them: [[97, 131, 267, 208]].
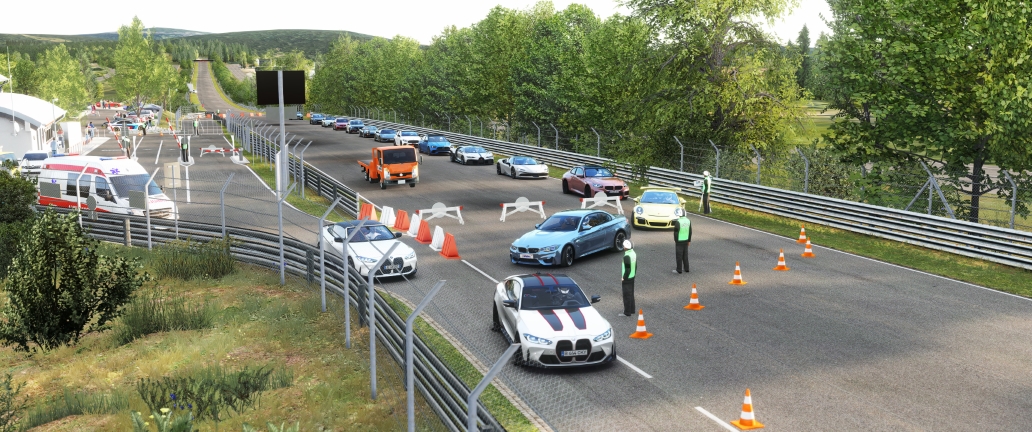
[[614, 232, 625, 250], [563, 247, 574, 266], [511, 168, 516, 178]]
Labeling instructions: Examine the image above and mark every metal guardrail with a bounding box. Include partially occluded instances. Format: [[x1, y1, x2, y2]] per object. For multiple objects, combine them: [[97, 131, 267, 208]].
[[61, 210, 503, 431], [360, 118, 1032, 271]]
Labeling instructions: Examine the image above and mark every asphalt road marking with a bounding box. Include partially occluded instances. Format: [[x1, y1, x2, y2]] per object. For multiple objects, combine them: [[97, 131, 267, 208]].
[[462, 259, 498, 284], [697, 213, 1032, 303], [615, 355, 652, 379], [155, 140, 162, 165], [694, 406, 737, 432]]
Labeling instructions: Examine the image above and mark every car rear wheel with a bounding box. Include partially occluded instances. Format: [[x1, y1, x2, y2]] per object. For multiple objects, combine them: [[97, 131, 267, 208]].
[[562, 180, 570, 194], [559, 245, 574, 267], [613, 230, 627, 251]]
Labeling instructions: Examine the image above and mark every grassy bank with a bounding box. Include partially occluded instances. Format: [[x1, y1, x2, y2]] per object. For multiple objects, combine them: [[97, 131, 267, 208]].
[[241, 149, 352, 223]]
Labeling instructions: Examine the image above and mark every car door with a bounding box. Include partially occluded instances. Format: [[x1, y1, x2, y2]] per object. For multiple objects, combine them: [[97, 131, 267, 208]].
[[568, 167, 585, 192], [579, 213, 608, 253], [500, 158, 511, 171]]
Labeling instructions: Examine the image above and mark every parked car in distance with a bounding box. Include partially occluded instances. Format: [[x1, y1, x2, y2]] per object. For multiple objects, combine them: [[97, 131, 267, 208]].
[[296, 111, 304, 120], [321, 116, 337, 127], [359, 125, 379, 138], [374, 128, 396, 143], [309, 113, 325, 125], [496, 156, 548, 179], [19, 151, 51, 176], [394, 130, 419, 146], [418, 134, 451, 155], [347, 119, 365, 133], [334, 118, 349, 130], [561, 165, 629, 198]]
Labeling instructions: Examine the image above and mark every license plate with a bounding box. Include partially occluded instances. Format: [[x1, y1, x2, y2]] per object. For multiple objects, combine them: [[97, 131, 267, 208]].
[[520, 253, 533, 259], [397, 179, 406, 184], [383, 264, 398, 270], [561, 350, 588, 356]]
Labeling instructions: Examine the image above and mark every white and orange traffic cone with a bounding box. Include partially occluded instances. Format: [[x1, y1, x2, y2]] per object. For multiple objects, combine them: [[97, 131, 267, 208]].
[[801, 239, 816, 258], [629, 309, 653, 339], [796, 224, 808, 244], [729, 261, 747, 285], [730, 388, 764, 430], [683, 284, 705, 310], [773, 249, 790, 271]]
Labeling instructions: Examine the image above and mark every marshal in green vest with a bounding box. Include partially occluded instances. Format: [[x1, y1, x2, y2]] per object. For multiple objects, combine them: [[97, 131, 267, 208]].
[[623, 249, 637, 279], [677, 216, 691, 241]]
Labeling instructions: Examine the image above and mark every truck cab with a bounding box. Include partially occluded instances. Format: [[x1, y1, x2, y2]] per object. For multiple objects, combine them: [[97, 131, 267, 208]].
[[358, 146, 420, 189]]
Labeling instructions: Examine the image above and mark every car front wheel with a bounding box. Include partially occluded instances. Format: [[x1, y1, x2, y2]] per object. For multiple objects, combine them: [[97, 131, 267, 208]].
[[613, 230, 626, 251], [491, 303, 501, 332], [496, 163, 502, 175], [584, 186, 592, 197], [511, 168, 517, 178], [559, 245, 574, 267], [562, 180, 570, 194]]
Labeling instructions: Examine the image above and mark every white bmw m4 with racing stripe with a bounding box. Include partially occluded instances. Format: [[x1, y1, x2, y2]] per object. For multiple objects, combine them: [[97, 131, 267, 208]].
[[492, 273, 615, 367]]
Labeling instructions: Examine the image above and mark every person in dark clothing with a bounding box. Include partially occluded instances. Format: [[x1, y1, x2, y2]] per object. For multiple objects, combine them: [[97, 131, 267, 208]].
[[619, 239, 636, 317], [180, 137, 189, 163], [700, 171, 712, 214], [672, 208, 692, 273]]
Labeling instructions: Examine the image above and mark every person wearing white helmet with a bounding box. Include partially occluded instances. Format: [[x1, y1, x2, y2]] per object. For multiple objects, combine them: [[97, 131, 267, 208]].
[[700, 170, 713, 214], [672, 208, 692, 274], [618, 239, 636, 317]]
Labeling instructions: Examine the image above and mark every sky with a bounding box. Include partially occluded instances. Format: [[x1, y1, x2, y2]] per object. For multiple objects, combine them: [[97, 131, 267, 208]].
[[4, 0, 831, 47]]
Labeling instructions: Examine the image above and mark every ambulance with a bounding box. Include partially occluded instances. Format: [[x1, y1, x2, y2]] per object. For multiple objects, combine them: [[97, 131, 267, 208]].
[[36, 155, 177, 219]]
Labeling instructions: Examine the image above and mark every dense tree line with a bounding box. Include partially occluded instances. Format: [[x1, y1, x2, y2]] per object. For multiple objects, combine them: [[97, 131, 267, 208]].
[[0, 46, 99, 114]]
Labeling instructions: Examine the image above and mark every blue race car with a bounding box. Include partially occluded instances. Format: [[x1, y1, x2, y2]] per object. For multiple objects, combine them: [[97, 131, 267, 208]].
[[418, 134, 451, 155], [510, 209, 630, 267], [375, 128, 396, 143]]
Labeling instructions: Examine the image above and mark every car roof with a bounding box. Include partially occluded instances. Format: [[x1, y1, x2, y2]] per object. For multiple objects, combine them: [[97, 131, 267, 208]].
[[332, 220, 386, 229], [551, 209, 599, 217], [639, 187, 679, 193], [516, 273, 577, 288]]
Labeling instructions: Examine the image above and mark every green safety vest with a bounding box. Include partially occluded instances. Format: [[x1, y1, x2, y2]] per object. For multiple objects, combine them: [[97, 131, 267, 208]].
[[677, 217, 691, 241], [623, 249, 637, 279], [702, 176, 712, 193]]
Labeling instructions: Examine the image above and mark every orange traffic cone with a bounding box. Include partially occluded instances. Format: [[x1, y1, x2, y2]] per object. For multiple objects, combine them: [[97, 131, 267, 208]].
[[796, 225, 808, 243], [440, 233, 461, 259], [393, 210, 411, 231], [358, 202, 374, 220], [730, 388, 764, 430], [629, 309, 653, 339], [801, 239, 816, 258], [683, 284, 705, 310], [728, 261, 747, 285], [415, 220, 433, 244], [773, 249, 790, 271]]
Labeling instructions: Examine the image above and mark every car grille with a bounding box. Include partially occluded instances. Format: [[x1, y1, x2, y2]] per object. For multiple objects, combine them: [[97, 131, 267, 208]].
[[515, 247, 540, 253], [648, 221, 670, 227], [148, 209, 172, 219], [375, 257, 406, 276], [555, 339, 592, 363], [604, 186, 622, 191]]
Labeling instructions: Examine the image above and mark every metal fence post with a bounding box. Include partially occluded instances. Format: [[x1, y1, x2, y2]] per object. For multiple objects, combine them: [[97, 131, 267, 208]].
[[318, 198, 343, 313], [368, 243, 400, 400], [795, 147, 810, 194], [124, 217, 131, 246], [277, 184, 296, 285], [550, 123, 558, 150], [146, 167, 159, 250], [419, 111, 425, 127], [591, 127, 600, 157], [220, 173, 235, 238], [406, 281, 446, 432], [709, 140, 720, 178], [299, 142, 311, 199], [344, 218, 370, 348], [475, 115, 483, 137], [468, 344, 520, 431], [465, 115, 472, 135], [749, 144, 762, 185], [673, 136, 684, 172], [1002, 171, 1017, 229], [532, 122, 540, 147], [919, 161, 956, 219]]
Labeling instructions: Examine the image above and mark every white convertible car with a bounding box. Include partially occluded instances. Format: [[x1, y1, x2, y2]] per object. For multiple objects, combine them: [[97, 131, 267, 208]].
[[496, 156, 548, 179], [322, 220, 417, 278], [492, 273, 615, 367]]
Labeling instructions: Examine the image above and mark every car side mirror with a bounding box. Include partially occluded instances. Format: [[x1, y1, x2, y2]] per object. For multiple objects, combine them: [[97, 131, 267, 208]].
[[502, 300, 517, 309], [591, 295, 601, 304], [394, 232, 402, 238], [334, 237, 344, 243], [632, 197, 639, 202], [535, 223, 541, 229]]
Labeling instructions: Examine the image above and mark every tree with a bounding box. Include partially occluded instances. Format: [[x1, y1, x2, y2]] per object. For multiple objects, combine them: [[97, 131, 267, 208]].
[[0, 209, 148, 352], [0, 171, 36, 280], [795, 25, 811, 90], [114, 17, 158, 109], [822, 0, 1032, 222], [33, 44, 92, 113]]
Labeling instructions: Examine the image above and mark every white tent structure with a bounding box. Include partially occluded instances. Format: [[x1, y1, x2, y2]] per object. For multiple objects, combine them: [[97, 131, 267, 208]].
[[0, 93, 67, 157]]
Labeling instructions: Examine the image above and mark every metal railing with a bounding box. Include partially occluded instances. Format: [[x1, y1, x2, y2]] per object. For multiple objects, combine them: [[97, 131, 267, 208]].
[[49, 210, 503, 431], [357, 118, 1032, 271]]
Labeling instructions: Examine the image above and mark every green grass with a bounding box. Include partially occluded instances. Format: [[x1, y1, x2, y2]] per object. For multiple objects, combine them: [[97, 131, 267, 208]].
[[22, 389, 131, 430], [190, 66, 203, 110], [208, 63, 257, 113], [112, 289, 219, 347], [244, 150, 352, 223], [690, 202, 1032, 298]]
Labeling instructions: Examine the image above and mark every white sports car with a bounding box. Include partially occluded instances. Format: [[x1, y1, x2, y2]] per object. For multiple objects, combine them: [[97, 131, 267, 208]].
[[492, 273, 615, 367], [394, 130, 420, 146], [496, 156, 548, 179], [450, 145, 494, 165], [322, 221, 417, 277]]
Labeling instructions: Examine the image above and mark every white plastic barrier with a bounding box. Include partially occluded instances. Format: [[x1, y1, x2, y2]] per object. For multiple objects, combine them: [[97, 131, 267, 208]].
[[500, 197, 546, 222], [429, 226, 445, 251], [406, 213, 423, 237], [580, 192, 624, 214], [379, 205, 396, 227], [416, 202, 464, 225], [199, 145, 231, 157]]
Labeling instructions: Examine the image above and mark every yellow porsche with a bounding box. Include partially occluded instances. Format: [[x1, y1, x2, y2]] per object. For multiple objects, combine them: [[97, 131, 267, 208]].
[[631, 187, 686, 229]]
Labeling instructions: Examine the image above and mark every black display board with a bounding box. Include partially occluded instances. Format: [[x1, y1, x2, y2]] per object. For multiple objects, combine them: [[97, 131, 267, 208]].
[[256, 70, 306, 106]]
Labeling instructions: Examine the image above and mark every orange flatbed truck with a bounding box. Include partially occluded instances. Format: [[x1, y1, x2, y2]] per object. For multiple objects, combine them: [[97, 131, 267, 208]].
[[358, 146, 420, 189]]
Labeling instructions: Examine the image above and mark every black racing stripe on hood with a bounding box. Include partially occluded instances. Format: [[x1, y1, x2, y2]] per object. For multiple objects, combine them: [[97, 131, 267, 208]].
[[538, 310, 563, 331], [565, 308, 587, 330]]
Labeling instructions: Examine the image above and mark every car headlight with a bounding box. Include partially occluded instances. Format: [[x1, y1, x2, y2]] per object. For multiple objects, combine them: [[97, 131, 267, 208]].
[[510, 244, 518, 252], [635, 206, 643, 214], [383, 168, 390, 179], [356, 256, 378, 263], [593, 328, 612, 342], [413, 165, 419, 177], [523, 333, 553, 345], [404, 250, 416, 260], [592, 183, 603, 188], [539, 244, 559, 253]]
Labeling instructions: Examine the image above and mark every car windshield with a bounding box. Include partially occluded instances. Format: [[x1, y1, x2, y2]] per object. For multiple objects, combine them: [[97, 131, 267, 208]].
[[400, 131, 418, 136], [468, 147, 487, 153], [23, 153, 49, 161], [334, 224, 395, 242], [537, 215, 582, 232], [337, 118, 348, 122], [366, 126, 377, 131], [640, 191, 679, 204], [380, 129, 395, 134], [520, 284, 590, 310], [584, 167, 613, 177], [0, 154, 15, 163], [351, 120, 363, 125], [109, 174, 162, 197], [513, 157, 537, 165], [427, 136, 447, 142], [381, 148, 417, 163]]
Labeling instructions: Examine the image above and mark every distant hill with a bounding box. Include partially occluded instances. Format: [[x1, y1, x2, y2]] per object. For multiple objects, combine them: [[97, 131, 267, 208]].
[[178, 29, 378, 56], [0, 33, 107, 44], [80, 27, 210, 40]]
